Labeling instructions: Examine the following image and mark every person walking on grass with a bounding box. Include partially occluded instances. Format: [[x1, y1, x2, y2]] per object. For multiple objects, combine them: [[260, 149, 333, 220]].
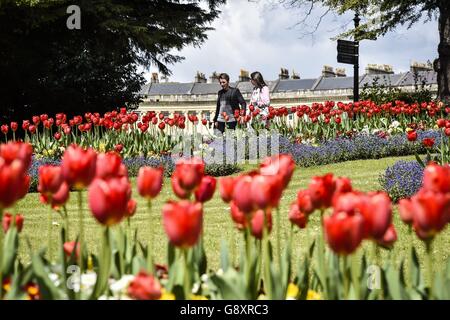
[[213, 73, 246, 134]]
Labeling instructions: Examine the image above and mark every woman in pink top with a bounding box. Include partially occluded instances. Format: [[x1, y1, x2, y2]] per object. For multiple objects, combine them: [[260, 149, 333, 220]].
[[249, 71, 270, 117]]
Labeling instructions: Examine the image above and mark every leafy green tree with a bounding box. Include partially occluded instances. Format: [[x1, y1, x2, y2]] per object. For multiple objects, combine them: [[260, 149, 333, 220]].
[[0, 0, 225, 122], [277, 0, 450, 102]]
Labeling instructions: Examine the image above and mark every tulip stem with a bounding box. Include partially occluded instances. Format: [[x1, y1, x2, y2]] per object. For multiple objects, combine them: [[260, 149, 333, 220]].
[[426, 240, 434, 300], [147, 200, 154, 274], [318, 210, 327, 299], [276, 207, 282, 270], [262, 211, 272, 299], [182, 249, 191, 299], [63, 206, 69, 243], [77, 191, 84, 275], [48, 207, 53, 263]]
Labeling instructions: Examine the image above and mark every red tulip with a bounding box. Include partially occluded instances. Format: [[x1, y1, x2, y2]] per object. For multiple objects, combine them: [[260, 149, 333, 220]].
[[219, 177, 235, 203], [445, 128, 450, 137], [10, 122, 18, 132], [289, 202, 308, 229], [422, 163, 450, 193], [437, 118, 446, 128], [137, 166, 164, 199], [128, 271, 162, 300], [2, 213, 24, 233], [422, 138, 435, 148], [171, 170, 190, 199], [0, 159, 30, 209], [308, 174, 336, 209], [359, 192, 392, 239], [250, 209, 272, 239], [162, 201, 203, 248], [230, 201, 247, 230], [324, 211, 364, 255], [195, 176, 216, 203], [63, 241, 80, 259], [95, 152, 127, 180], [398, 198, 414, 225], [40, 182, 70, 209], [158, 122, 165, 130], [88, 177, 132, 226], [334, 177, 352, 194], [114, 144, 124, 153], [232, 175, 255, 213], [125, 199, 137, 218], [1, 125, 8, 135], [297, 189, 315, 214], [0, 141, 33, 168], [410, 190, 450, 240], [259, 154, 295, 189], [61, 145, 97, 190], [173, 158, 204, 192], [54, 132, 61, 141], [407, 131, 417, 142], [38, 165, 64, 196], [248, 177, 271, 210], [376, 224, 397, 248]]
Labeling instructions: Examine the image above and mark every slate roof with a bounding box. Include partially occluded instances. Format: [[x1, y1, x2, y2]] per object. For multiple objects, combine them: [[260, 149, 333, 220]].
[[397, 71, 437, 86], [314, 76, 355, 90], [141, 71, 438, 96], [276, 79, 316, 91], [360, 73, 406, 87], [148, 83, 194, 95]]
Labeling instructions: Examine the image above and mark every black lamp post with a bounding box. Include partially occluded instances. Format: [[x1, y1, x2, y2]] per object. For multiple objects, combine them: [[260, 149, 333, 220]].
[[353, 11, 360, 102]]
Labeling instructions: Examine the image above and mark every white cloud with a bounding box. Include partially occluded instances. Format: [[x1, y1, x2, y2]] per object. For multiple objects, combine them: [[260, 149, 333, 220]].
[[144, 0, 439, 83]]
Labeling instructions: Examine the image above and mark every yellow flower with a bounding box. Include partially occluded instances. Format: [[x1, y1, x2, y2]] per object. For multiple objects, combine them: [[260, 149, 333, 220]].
[[98, 143, 106, 153], [405, 127, 414, 133], [286, 283, 299, 299], [191, 294, 208, 300], [307, 290, 321, 300], [159, 289, 175, 300], [87, 255, 94, 271]]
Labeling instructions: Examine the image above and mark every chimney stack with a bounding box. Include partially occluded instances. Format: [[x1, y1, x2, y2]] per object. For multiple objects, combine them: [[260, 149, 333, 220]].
[[195, 71, 207, 83], [335, 68, 346, 77], [209, 71, 220, 83], [151, 72, 159, 83], [239, 69, 250, 82], [322, 65, 335, 78], [365, 64, 394, 75], [410, 61, 433, 73], [279, 68, 289, 80], [291, 70, 300, 79]]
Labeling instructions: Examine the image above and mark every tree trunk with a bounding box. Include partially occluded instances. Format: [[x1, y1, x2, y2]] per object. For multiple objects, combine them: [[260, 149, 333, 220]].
[[436, 4, 450, 103]]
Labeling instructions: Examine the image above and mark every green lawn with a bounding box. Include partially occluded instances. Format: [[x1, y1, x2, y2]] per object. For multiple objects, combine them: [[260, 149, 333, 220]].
[[13, 155, 450, 273]]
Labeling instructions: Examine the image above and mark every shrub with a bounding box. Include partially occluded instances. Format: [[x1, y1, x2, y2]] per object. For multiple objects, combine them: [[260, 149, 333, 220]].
[[379, 160, 424, 202]]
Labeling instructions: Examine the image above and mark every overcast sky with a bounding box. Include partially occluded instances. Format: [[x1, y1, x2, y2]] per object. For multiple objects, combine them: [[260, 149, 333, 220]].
[[145, 0, 439, 83]]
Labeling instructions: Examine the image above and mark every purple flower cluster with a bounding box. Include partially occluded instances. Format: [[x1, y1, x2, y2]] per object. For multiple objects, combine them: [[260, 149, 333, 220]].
[[379, 160, 424, 202], [287, 130, 442, 167]]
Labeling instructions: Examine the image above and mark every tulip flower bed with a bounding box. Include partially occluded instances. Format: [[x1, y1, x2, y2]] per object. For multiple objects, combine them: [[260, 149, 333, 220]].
[[1, 100, 449, 160], [2, 139, 450, 300]]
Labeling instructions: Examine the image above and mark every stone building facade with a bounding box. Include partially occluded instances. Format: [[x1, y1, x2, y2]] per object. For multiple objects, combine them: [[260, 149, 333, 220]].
[[137, 62, 437, 130]]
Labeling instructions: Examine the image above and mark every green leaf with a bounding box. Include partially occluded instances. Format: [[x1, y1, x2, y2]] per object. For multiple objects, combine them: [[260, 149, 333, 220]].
[[31, 249, 62, 300], [89, 227, 112, 300], [220, 239, 229, 272], [2, 227, 19, 276]]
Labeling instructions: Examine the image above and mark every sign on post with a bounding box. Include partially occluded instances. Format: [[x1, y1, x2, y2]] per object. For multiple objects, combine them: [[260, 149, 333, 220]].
[[337, 39, 358, 65]]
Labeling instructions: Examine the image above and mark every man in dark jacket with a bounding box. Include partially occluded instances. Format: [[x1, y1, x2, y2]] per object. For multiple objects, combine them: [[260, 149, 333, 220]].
[[213, 73, 246, 133]]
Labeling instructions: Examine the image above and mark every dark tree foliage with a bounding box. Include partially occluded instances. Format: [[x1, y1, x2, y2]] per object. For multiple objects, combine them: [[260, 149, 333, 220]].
[[0, 0, 226, 122]]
